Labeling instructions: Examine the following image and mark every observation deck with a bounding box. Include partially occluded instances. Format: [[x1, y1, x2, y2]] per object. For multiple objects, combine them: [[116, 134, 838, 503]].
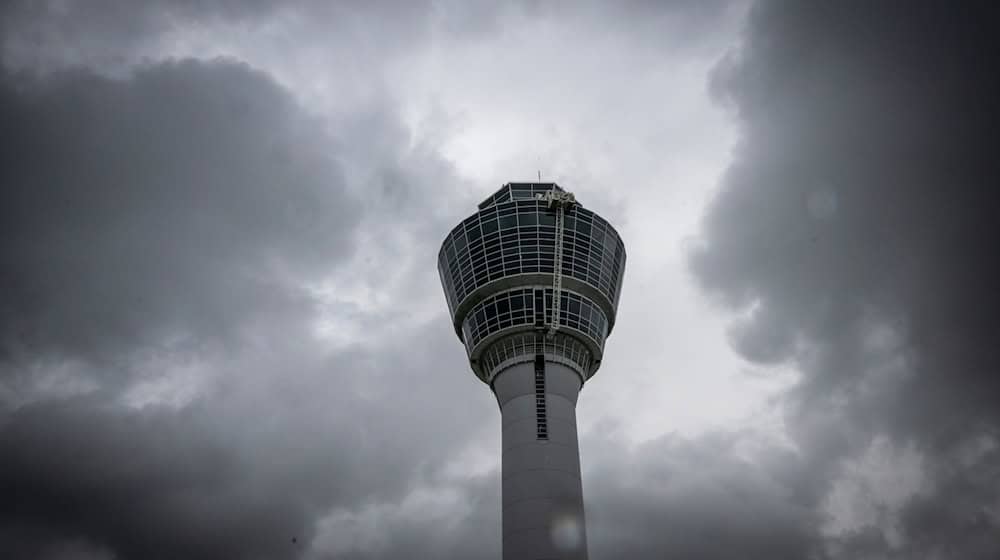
[[437, 182, 626, 384]]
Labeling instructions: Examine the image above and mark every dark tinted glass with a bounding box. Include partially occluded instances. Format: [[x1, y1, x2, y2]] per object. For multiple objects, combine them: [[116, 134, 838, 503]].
[[438, 200, 625, 330]]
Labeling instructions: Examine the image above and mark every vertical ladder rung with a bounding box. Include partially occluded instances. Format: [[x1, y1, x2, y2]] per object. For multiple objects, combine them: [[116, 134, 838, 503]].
[[534, 354, 547, 440]]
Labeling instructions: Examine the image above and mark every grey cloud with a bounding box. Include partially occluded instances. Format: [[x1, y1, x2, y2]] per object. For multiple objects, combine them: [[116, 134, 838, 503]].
[[0, 59, 358, 372], [692, 1, 1000, 556], [14, 1, 1000, 559], [307, 472, 501, 560], [0, 53, 496, 558], [0, 0, 278, 69], [1, 395, 296, 560], [0, 320, 493, 559], [583, 428, 823, 559], [1, 0, 737, 76], [0, 0, 448, 74]]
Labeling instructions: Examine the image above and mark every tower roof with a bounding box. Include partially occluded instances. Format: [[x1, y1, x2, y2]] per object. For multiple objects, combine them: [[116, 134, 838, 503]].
[[477, 182, 566, 210]]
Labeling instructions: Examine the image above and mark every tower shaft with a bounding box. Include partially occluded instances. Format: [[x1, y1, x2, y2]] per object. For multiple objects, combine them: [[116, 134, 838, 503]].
[[495, 360, 588, 560]]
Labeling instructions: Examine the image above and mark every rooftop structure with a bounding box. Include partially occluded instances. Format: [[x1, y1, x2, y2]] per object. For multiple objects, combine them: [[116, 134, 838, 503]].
[[438, 182, 626, 559]]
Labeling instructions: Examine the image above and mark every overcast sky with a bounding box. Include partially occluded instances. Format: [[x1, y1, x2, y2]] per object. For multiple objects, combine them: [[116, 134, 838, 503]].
[[1, 1, 998, 559]]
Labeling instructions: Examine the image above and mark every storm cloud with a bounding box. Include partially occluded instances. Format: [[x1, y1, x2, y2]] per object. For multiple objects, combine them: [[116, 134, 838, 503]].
[[693, 1, 1000, 557], [1, 1, 998, 559], [0, 44, 487, 559], [0, 60, 359, 368]]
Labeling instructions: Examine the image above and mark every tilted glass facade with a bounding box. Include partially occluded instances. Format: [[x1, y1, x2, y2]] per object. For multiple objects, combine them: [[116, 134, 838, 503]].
[[438, 197, 625, 318], [438, 183, 626, 383], [461, 288, 609, 352]]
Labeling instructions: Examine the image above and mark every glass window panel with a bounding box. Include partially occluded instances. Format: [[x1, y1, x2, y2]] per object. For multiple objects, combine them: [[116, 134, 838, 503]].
[[467, 223, 481, 242], [568, 299, 581, 315]]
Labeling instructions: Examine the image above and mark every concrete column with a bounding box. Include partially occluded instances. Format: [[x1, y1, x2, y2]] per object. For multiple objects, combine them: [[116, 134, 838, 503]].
[[493, 361, 588, 560]]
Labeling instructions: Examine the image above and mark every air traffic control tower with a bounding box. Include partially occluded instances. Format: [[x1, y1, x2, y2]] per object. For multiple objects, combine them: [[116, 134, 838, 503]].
[[438, 183, 626, 559]]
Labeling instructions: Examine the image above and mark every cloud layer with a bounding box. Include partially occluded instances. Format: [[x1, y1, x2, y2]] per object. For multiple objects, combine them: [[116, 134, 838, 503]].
[[693, 2, 1000, 557], [0, 53, 490, 559], [0, 60, 359, 369], [2, 1, 998, 559]]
